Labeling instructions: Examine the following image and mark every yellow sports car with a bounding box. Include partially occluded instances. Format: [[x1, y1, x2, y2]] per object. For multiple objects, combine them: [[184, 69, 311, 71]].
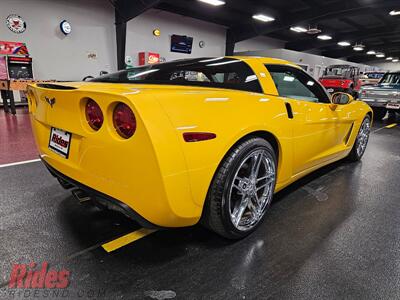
[[28, 57, 372, 239]]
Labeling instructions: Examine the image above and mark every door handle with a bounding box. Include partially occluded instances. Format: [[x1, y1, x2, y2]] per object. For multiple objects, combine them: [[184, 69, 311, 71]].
[[285, 102, 294, 119]]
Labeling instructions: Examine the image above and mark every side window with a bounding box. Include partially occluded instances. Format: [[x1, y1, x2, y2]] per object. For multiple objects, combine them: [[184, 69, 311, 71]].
[[265, 64, 330, 103]]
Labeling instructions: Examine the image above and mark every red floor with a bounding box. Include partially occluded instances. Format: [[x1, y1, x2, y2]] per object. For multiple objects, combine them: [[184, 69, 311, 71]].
[[0, 107, 39, 164]]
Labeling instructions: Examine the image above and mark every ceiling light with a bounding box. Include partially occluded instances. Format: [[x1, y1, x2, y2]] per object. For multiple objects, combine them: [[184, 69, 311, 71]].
[[393, 58, 399, 62], [353, 43, 365, 51], [386, 57, 393, 60], [317, 35, 332, 40], [198, 0, 225, 6], [253, 14, 275, 22], [389, 10, 400, 16], [290, 26, 307, 33], [376, 53, 385, 58], [367, 50, 376, 55], [338, 41, 351, 46]]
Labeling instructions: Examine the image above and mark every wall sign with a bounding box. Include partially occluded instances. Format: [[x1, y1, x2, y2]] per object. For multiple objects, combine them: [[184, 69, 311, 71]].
[[6, 14, 26, 34], [0, 41, 29, 55], [60, 20, 72, 35]]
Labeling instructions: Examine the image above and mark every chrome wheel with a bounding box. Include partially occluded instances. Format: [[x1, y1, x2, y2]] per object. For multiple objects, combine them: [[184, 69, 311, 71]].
[[228, 149, 276, 231], [356, 117, 370, 157]]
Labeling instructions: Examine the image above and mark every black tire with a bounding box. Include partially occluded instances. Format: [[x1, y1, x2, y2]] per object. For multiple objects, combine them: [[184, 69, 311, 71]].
[[348, 115, 371, 162], [372, 107, 387, 121], [201, 138, 277, 239]]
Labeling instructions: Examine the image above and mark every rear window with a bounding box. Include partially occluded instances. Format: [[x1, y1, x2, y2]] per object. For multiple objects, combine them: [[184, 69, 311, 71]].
[[91, 57, 262, 93]]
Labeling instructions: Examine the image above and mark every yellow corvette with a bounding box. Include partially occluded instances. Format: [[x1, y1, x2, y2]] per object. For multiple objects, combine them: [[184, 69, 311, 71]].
[[28, 57, 372, 239]]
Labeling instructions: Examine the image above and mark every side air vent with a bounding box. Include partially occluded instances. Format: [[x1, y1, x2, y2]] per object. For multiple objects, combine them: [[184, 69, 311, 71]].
[[36, 83, 77, 90]]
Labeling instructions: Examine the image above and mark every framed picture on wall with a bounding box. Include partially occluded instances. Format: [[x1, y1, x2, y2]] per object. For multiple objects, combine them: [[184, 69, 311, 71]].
[[171, 35, 193, 54]]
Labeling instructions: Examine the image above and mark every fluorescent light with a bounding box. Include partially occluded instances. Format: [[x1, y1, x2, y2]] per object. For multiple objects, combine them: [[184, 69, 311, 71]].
[[317, 35, 332, 40], [393, 59, 399, 62], [386, 57, 393, 60], [290, 26, 307, 33], [253, 14, 275, 22], [389, 10, 400, 16], [376, 53, 385, 58], [338, 41, 351, 46], [353, 43, 365, 51], [367, 50, 376, 55], [198, 0, 225, 6]]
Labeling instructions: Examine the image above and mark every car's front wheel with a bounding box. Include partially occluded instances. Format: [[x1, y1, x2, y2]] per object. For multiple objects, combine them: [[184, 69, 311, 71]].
[[348, 115, 371, 161], [202, 138, 277, 239]]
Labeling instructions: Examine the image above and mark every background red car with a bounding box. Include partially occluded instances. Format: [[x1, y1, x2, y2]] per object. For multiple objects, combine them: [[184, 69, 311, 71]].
[[319, 64, 362, 96]]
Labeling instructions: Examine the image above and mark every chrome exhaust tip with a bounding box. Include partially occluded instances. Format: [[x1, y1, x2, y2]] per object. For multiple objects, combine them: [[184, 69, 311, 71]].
[[71, 189, 92, 203]]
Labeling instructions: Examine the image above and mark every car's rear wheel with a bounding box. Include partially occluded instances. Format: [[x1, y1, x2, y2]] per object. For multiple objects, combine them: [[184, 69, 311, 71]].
[[372, 107, 387, 120], [348, 115, 371, 161], [202, 138, 277, 239]]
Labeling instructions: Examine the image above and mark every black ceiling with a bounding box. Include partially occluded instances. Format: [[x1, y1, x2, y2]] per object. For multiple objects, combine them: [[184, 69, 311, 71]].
[[150, 0, 400, 63], [110, 0, 400, 63]]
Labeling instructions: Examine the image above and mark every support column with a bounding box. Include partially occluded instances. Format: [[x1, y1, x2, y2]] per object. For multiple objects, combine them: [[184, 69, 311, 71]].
[[115, 13, 127, 70], [225, 29, 236, 56]]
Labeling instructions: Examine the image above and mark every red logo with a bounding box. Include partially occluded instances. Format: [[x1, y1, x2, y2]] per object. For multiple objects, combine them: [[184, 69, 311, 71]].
[[9, 262, 70, 289], [52, 134, 69, 148]]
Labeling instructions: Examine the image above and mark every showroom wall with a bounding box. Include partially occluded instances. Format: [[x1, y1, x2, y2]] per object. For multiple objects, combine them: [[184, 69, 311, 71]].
[[0, 0, 117, 81], [368, 61, 400, 72], [235, 48, 381, 79], [125, 9, 227, 65], [235, 36, 285, 53]]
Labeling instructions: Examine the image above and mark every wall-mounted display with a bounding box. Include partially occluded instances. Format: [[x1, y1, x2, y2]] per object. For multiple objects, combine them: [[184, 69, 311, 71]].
[[60, 20, 72, 35], [6, 14, 26, 34], [171, 35, 193, 54]]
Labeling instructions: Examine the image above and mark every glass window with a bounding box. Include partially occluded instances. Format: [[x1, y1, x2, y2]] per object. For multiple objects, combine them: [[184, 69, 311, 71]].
[[265, 64, 330, 103], [379, 73, 400, 85], [91, 58, 263, 93]]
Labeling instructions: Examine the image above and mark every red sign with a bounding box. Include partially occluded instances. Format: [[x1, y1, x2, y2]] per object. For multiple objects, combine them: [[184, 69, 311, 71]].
[[138, 52, 160, 66], [148, 52, 160, 64], [0, 41, 29, 56]]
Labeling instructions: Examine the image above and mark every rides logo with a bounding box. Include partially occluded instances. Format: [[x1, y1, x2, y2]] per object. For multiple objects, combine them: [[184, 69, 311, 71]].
[[9, 262, 70, 289]]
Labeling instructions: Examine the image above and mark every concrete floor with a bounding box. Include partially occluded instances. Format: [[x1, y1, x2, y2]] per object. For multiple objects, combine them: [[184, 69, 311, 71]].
[[0, 114, 399, 299]]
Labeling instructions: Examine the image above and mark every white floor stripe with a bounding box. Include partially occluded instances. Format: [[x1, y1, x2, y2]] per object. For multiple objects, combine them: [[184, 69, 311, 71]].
[[0, 158, 41, 168]]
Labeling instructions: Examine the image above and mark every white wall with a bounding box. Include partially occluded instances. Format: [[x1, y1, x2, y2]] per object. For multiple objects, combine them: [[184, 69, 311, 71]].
[[368, 61, 400, 72], [234, 36, 285, 53], [235, 48, 380, 78], [126, 9, 227, 66], [0, 0, 117, 81]]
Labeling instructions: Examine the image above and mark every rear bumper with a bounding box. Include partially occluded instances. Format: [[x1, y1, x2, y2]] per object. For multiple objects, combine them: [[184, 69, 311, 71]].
[[41, 158, 160, 229], [360, 98, 400, 109]]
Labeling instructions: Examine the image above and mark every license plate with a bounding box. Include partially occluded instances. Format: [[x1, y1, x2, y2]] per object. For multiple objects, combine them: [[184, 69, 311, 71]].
[[49, 127, 71, 158], [386, 103, 400, 110], [327, 88, 334, 93]]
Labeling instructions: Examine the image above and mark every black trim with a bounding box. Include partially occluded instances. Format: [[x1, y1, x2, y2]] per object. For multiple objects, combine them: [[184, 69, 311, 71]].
[[285, 102, 294, 119], [41, 158, 160, 229], [36, 83, 77, 90]]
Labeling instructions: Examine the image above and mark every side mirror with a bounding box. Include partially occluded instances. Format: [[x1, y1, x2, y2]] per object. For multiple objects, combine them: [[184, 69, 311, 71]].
[[331, 92, 354, 105]]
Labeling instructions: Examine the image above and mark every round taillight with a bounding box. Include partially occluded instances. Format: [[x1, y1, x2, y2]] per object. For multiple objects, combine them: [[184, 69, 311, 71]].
[[85, 99, 104, 131], [113, 103, 136, 138]]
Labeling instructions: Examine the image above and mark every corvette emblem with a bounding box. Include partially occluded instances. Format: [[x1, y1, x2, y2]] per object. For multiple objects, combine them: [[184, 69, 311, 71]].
[[45, 97, 56, 108]]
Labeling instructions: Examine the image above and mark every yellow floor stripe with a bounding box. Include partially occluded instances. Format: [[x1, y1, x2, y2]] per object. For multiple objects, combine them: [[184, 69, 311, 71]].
[[102, 228, 157, 253], [385, 123, 397, 129]]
